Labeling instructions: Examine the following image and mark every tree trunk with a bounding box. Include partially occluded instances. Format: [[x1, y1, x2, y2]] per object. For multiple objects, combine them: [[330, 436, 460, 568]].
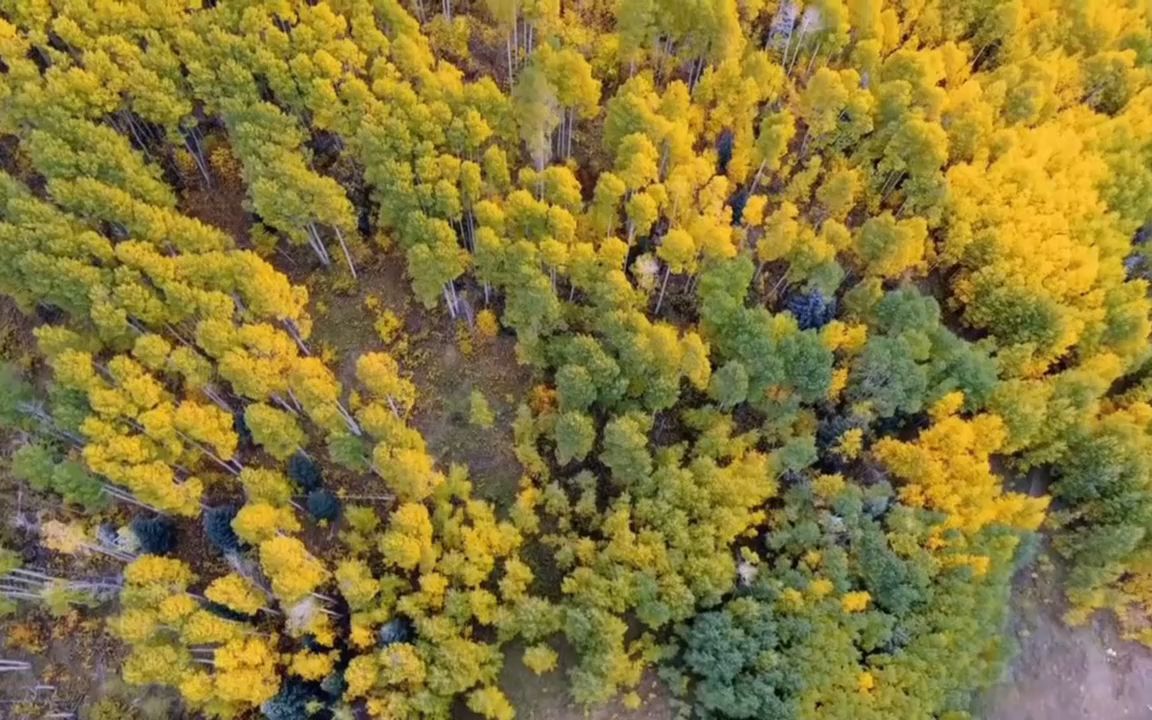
[[443, 284, 458, 318], [283, 319, 311, 356], [756, 259, 774, 284], [506, 34, 515, 86], [0, 661, 33, 670], [654, 266, 671, 314], [879, 171, 905, 205], [799, 125, 812, 156], [772, 270, 790, 296], [272, 394, 300, 415], [185, 130, 213, 188], [786, 33, 807, 75], [172, 428, 242, 475], [101, 485, 167, 514], [285, 388, 305, 413], [187, 379, 229, 416], [333, 225, 358, 279], [335, 402, 362, 436], [120, 111, 151, 155], [305, 223, 333, 267], [780, 21, 796, 65], [806, 41, 823, 75], [749, 157, 769, 196], [569, 108, 577, 158]]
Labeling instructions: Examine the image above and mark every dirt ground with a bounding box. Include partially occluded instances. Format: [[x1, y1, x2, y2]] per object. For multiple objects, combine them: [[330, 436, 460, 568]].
[[307, 253, 534, 509], [979, 558, 1152, 720]]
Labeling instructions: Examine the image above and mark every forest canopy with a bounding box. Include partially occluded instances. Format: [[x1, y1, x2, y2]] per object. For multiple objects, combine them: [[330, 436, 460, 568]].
[[1, 0, 1151, 718]]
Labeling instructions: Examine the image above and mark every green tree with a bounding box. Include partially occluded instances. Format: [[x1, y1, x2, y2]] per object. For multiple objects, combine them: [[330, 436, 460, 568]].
[[709, 361, 750, 409], [554, 411, 596, 465], [599, 412, 653, 487]]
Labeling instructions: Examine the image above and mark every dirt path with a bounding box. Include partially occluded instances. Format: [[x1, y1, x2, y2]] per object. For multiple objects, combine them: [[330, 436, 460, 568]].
[[979, 559, 1152, 720]]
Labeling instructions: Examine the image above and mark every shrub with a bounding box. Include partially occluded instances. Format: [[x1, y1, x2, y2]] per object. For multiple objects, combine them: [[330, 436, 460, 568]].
[[378, 617, 414, 647], [306, 489, 341, 522], [131, 516, 177, 556], [203, 505, 241, 553], [469, 390, 495, 429], [261, 680, 316, 720], [289, 452, 324, 491], [786, 290, 836, 331], [327, 434, 371, 472]]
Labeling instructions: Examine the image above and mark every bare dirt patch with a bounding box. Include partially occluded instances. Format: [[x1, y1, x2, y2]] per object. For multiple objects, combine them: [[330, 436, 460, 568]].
[[979, 555, 1152, 720], [308, 255, 534, 510], [179, 171, 252, 248]]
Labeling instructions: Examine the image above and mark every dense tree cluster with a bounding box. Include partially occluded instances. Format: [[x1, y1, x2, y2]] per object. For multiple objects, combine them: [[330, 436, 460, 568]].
[[1, 0, 1151, 717]]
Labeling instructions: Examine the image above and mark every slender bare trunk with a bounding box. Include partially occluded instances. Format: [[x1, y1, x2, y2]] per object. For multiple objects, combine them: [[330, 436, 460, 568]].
[[787, 34, 807, 75], [772, 271, 790, 296], [799, 125, 812, 156], [806, 41, 822, 75], [172, 428, 242, 475], [335, 402, 362, 436], [283, 319, 311, 356], [0, 661, 32, 672], [305, 223, 333, 267], [185, 131, 213, 188], [333, 226, 358, 279], [506, 35, 515, 86], [101, 485, 167, 514], [749, 157, 769, 196], [271, 394, 299, 415], [654, 266, 671, 314], [202, 386, 233, 413], [879, 171, 905, 205], [780, 22, 796, 65], [285, 388, 305, 413]]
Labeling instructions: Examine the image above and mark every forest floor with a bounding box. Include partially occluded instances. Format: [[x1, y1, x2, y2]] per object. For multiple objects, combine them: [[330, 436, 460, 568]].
[[306, 253, 533, 509], [979, 553, 1152, 720]]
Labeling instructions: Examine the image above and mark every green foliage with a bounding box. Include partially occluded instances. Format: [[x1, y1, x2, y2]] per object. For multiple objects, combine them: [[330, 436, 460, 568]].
[[288, 453, 324, 492], [708, 361, 749, 409], [554, 410, 596, 465], [598, 412, 653, 487], [847, 335, 929, 418], [10, 443, 106, 509], [327, 433, 371, 472], [203, 505, 242, 553], [3, 0, 1152, 716], [306, 489, 341, 522], [132, 516, 177, 556], [469, 390, 496, 429], [673, 483, 1025, 720]]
